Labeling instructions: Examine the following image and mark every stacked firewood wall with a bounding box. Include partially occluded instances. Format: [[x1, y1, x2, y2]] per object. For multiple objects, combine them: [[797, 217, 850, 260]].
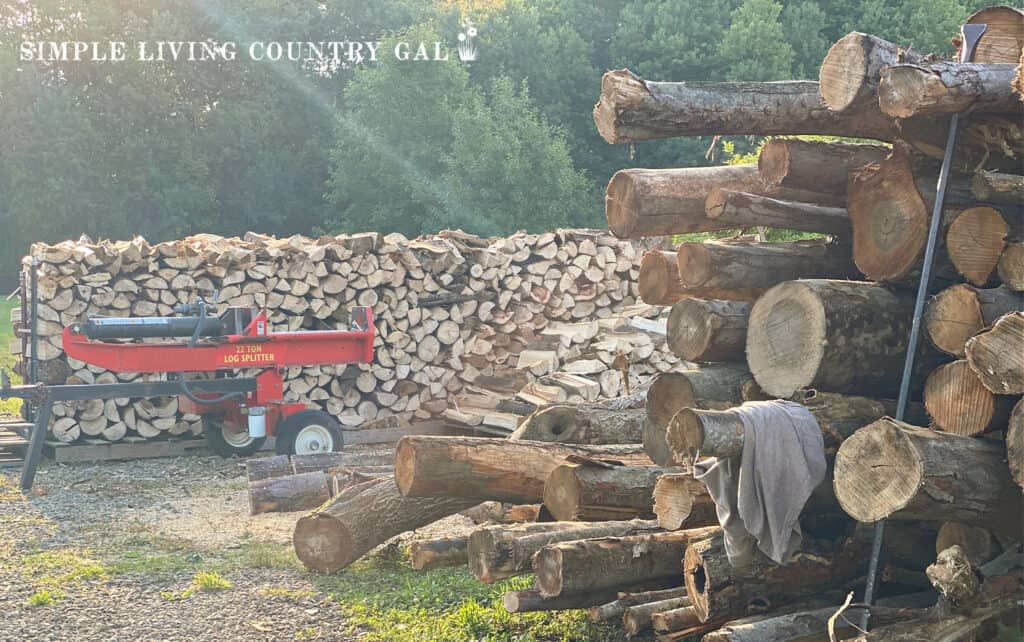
[[13, 229, 686, 442], [289, 8, 1023, 641]]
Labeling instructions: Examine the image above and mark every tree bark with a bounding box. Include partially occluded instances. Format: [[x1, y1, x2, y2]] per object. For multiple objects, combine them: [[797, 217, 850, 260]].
[[666, 299, 750, 363], [946, 206, 1012, 286], [833, 418, 1022, 536], [675, 239, 858, 292], [248, 471, 331, 515], [644, 366, 753, 466], [936, 522, 1001, 567], [292, 476, 476, 573], [394, 436, 651, 504], [468, 519, 662, 584], [924, 360, 1015, 436], [543, 464, 668, 521], [623, 596, 693, 637], [819, 32, 927, 113], [588, 587, 689, 622], [878, 62, 1019, 118], [971, 171, 1024, 205], [1009, 399, 1024, 489], [653, 472, 718, 531], [684, 532, 868, 623], [503, 588, 634, 613], [966, 311, 1024, 394], [512, 405, 644, 444], [639, 250, 759, 305], [409, 536, 469, 570], [245, 454, 292, 482], [651, 605, 704, 636], [594, 69, 899, 144], [998, 242, 1024, 290], [757, 138, 889, 196], [534, 526, 719, 597], [746, 279, 941, 398], [705, 189, 852, 237], [925, 284, 1024, 357]]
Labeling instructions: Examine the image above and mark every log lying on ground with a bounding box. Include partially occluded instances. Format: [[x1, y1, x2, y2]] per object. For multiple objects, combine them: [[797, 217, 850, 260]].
[[971, 171, 1024, 205], [1009, 399, 1024, 489], [965, 312, 1024, 394], [246, 452, 402, 482], [543, 464, 666, 521], [652, 472, 718, 531], [757, 138, 889, 196], [605, 165, 838, 238], [833, 418, 1022, 536], [668, 390, 926, 459], [878, 62, 1019, 118], [651, 605, 705, 638], [819, 32, 926, 113], [293, 476, 476, 573], [409, 536, 469, 570], [468, 519, 661, 583], [589, 587, 688, 622], [246, 455, 293, 482], [924, 360, 1015, 436], [644, 366, 753, 466], [666, 299, 750, 363], [936, 522, 1001, 567], [249, 471, 331, 515], [746, 280, 940, 398], [925, 284, 1024, 357], [639, 250, 759, 304], [624, 596, 693, 637], [683, 532, 868, 623], [998, 241, 1024, 290], [503, 588, 638, 613], [512, 405, 644, 444], [705, 189, 851, 237], [534, 526, 719, 597], [594, 70, 898, 144], [395, 436, 651, 504], [675, 239, 858, 294]]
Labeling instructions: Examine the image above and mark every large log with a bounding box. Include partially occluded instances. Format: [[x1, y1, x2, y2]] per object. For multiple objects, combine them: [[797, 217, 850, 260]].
[[248, 470, 331, 515], [705, 189, 851, 237], [833, 418, 1022, 536], [468, 519, 662, 584], [644, 366, 752, 466], [675, 239, 858, 293], [594, 70, 898, 144], [292, 476, 476, 573], [409, 536, 469, 570], [512, 405, 644, 444], [652, 472, 718, 531], [393, 436, 651, 504], [639, 250, 758, 304], [746, 280, 940, 398], [819, 32, 926, 113], [669, 391, 927, 459], [923, 360, 1015, 436], [534, 526, 719, 597], [878, 62, 1019, 118], [757, 138, 889, 196], [925, 284, 1024, 357], [1009, 399, 1024, 489], [998, 241, 1024, 290], [684, 532, 868, 623], [543, 464, 666, 521], [965, 311, 1024, 394], [666, 299, 750, 363]]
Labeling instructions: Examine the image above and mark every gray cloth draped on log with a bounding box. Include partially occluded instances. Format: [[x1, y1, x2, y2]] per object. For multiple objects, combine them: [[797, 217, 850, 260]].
[[693, 400, 826, 566]]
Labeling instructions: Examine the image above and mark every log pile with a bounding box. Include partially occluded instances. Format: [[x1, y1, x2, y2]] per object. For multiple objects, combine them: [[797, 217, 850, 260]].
[[15, 229, 689, 443]]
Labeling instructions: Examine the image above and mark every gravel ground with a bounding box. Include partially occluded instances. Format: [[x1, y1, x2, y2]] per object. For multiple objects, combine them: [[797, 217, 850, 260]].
[[0, 449, 470, 642]]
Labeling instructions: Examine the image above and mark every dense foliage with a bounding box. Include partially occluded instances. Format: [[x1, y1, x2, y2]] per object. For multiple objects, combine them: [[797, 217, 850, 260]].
[[0, 0, 985, 281]]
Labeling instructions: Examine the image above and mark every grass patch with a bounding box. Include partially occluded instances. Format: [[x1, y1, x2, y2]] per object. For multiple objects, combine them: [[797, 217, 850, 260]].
[[21, 548, 109, 586], [261, 586, 315, 600], [28, 588, 64, 606], [193, 570, 232, 591], [0, 299, 22, 415], [315, 556, 619, 642]]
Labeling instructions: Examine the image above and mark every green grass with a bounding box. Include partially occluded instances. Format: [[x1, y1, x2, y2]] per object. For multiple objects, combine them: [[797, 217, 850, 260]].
[[192, 570, 232, 591], [28, 588, 64, 606], [0, 299, 22, 415], [313, 556, 619, 642]]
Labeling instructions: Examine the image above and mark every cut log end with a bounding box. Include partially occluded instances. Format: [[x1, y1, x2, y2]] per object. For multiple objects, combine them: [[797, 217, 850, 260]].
[[683, 542, 712, 622], [833, 420, 924, 523], [639, 251, 682, 305], [746, 282, 826, 398], [606, 170, 641, 238], [533, 547, 564, 598], [676, 244, 713, 288], [542, 466, 582, 522], [819, 32, 875, 112], [393, 438, 416, 496], [946, 207, 1009, 286], [924, 284, 985, 357], [998, 242, 1024, 291], [593, 69, 648, 144], [924, 360, 1005, 437], [293, 514, 355, 574]]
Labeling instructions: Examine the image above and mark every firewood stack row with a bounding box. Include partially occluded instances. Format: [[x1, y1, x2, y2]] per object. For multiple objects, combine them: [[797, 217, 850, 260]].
[[291, 9, 1023, 641], [13, 228, 687, 443]]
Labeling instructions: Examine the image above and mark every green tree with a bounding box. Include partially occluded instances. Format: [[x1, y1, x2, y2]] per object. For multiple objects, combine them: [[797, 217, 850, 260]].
[[783, 0, 829, 79], [719, 0, 794, 80]]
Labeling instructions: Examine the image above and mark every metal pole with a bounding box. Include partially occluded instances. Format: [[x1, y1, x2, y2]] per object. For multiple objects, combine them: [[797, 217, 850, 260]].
[[859, 22, 987, 631], [20, 394, 51, 491], [28, 258, 39, 423]]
